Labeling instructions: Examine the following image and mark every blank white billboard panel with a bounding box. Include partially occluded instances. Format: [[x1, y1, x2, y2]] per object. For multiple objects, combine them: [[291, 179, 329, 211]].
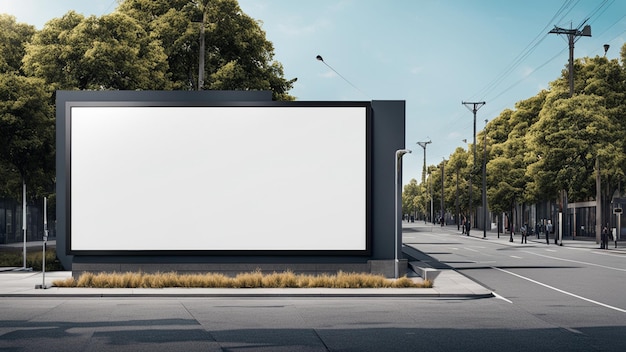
[[69, 104, 369, 253]]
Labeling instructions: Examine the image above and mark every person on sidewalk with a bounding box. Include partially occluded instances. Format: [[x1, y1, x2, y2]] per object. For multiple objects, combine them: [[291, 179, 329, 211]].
[[465, 220, 471, 236], [461, 216, 466, 235], [535, 223, 540, 239], [546, 221, 552, 245], [521, 224, 528, 244], [601, 225, 608, 249]]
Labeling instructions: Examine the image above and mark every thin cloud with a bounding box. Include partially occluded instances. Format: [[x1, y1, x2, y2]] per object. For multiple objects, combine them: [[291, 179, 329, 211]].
[[410, 66, 424, 75], [276, 18, 332, 37]]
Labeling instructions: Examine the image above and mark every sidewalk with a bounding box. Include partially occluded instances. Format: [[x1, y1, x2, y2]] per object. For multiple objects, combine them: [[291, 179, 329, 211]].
[[0, 235, 493, 298], [406, 221, 626, 254], [4, 222, 622, 298], [0, 269, 493, 298]]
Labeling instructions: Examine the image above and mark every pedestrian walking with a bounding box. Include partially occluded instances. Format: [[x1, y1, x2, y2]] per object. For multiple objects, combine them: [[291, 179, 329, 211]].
[[521, 224, 527, 244], [601, 225, 608, 249], [465, 220, 471, 236], [546, 221, 552, 245], [461, 217, 466, 235]]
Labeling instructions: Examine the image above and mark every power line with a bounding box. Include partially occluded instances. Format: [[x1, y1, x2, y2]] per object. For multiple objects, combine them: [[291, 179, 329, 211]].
[[489, 48, 567, 103], [470, 0, 576, 102]]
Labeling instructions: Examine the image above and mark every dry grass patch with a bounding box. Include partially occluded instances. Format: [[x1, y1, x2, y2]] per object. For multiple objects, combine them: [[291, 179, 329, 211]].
[[0, 248, 63, 271], [53, 270, 433, 289]]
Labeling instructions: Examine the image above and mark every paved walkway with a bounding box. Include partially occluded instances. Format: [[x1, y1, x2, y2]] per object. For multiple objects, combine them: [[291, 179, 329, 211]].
[[0, 233, 494, 298], [407, 220, 626, 254], [0, 269, 493, 298], [3, 223, 624, 298]]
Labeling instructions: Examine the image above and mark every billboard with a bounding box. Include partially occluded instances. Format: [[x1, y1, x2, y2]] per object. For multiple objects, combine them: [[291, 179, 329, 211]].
[[66, 102, 371, 255]]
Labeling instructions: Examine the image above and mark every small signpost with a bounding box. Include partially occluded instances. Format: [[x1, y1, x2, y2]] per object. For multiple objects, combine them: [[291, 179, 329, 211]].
[[35, 197, 49, 289], [614, 207, 622, 242]]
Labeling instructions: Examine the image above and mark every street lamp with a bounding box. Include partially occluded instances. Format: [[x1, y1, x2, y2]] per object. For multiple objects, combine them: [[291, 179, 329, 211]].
[[416, 140, 431, 184], [441, 158, 446, 227], [456, 163, 460, 231], [395, 149, 412, 279], [462, 139, 469, 235], [417, 140, 431, 222], [482, 119, 488, 238], [316, 55, 370, 99]]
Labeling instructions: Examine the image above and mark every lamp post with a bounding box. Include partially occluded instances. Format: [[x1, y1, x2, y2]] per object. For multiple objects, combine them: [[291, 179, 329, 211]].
[[416, 140, 431, 185], [316, 55, 370, 99], [417, 140, 431, 222], [441, 158, 446, 227], [482, 119, 488, 238], [462, 139, 469, 235], [395, 149, 412, 279], [456, 164, 460, 231], [22, 181, 27, 269]]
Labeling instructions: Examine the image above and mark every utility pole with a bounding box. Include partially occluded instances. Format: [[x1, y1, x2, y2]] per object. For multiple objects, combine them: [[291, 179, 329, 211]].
[[462, 101, 486, 230], [417, 140, 431, 222], [456, 166, 460, 231], [441, 158, 445, 227], [198, 10, 206, 90], [548, 21, 591, 242], [416, 140, 431, 184], [548, 21, 591, 97]]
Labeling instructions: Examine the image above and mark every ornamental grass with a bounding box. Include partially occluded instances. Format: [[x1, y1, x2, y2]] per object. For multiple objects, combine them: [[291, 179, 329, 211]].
[[52, 270, 432, 289]]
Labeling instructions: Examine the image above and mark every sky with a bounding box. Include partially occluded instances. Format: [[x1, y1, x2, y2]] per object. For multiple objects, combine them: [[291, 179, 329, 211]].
[[2, 0, 626, 186]]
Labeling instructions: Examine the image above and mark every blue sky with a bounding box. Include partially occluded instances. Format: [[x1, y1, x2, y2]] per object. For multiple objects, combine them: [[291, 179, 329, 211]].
[[3, 0, 626, 185]]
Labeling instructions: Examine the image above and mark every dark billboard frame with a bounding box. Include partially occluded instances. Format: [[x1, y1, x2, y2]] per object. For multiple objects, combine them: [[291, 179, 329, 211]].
[[64, 99, 372, 256]]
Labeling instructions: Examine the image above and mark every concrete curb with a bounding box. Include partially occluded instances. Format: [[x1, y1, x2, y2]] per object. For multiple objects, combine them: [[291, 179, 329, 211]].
[[0, 270, 494, 299]]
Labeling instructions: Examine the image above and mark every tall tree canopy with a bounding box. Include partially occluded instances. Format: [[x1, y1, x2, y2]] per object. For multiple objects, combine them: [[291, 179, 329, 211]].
[[0, 73, 54, 199], [116, 0, 296, 99], [0, 15, 35, 75], [2, 0, 298, 201], [23, 11, 170, 90], [408, 50, 626, 220]]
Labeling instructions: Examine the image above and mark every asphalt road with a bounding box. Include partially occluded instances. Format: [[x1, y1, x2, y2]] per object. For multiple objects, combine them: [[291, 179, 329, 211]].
[[1, 224, 625, 351], [0, 295, 615, 352], [403, 222, 626, 351]]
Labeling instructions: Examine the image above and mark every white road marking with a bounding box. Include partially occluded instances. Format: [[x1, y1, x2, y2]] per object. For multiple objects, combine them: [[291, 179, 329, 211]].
[[525, 251, 626, 272], [494, 267, 626, 313], [492, 291, 513, 304], [510, 255, 522, 259], [564, 327, 584, 335], [592, 251, 625, 258]]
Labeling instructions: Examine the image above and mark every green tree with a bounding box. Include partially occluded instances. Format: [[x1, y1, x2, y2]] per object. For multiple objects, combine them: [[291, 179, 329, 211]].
[[117, 0, 296, 99], [443, 147, 469, 222], [0, 73, 54, 200], [23, 11, 170, 90], [527, 94, 612, 202], [402, 178, 420, 217], [0, 15, 36, 75]]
